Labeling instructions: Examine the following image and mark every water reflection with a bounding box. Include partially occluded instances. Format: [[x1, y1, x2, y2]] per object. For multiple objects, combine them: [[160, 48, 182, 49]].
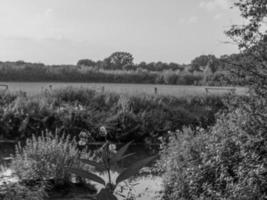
[[0, 142, 162, 200], [87, 143, 162, 200]]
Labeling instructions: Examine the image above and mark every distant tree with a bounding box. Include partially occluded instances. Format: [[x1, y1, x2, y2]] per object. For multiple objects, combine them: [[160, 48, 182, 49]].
[[191, 55, 217, 72], [105, 52, 134, 70], [169, 62, 182, 71], [122, 64, 137, 71], [15, 60, 26, 65], [77, 59, 96, 67]]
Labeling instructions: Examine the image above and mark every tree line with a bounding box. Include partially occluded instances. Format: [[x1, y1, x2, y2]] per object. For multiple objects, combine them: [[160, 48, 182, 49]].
[[0, 52, 243, 85]]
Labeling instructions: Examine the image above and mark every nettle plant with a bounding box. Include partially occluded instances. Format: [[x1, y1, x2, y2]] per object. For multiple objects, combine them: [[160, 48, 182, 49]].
[[68, 126, 157, 200]]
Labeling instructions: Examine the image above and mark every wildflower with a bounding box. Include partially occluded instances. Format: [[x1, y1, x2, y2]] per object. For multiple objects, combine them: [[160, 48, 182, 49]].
[[79, 130, 91, 139], [99, 126, 107, 137], [79, 131, 87, 138], [108, 144, 117, 153], [78, 139, 87, 147]]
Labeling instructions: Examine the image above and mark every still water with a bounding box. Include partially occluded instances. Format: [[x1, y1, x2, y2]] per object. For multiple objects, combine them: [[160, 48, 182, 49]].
[[0, 142, 163, 200]]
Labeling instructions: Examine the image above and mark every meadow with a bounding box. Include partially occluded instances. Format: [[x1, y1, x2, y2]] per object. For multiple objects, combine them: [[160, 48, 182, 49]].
[[0, 82, 248, 96]]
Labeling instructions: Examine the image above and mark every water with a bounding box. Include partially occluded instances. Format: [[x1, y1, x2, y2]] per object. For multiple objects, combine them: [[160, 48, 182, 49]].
[[0, 143, 15, 165], [0, 82, 248, 97], [0, 142, 162, 200]]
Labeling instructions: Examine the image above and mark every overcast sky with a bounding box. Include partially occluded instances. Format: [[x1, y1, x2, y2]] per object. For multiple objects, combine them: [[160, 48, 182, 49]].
[[0, 0, 244, 65]]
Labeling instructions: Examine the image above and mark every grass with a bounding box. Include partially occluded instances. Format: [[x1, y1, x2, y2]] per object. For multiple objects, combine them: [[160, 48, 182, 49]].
[[0, 82, 248, 96]]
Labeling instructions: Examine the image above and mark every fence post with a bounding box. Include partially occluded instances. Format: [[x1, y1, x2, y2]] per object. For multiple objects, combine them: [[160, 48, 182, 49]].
[[154, 87, 158, 95], [101, 86, 105, 92]]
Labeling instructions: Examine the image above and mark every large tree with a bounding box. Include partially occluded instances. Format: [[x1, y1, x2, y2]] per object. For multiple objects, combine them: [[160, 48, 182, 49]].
[[191, 55, 218, 72], [223, 1, 267, 198], [226, 0, 267, 97]]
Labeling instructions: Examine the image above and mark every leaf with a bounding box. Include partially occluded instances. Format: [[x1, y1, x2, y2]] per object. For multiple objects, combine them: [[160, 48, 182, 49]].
[[79, 159, 106, 171], [116, 155, 158, 185], [97, 189, 118, 200], [119, 153, 135, 160], [113, 141, 132, 162], [110, 153, 135, 166], [68, 168, 105, 186]]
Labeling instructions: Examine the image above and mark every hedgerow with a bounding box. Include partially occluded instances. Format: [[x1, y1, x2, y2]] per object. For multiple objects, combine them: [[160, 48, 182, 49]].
[[0, 88, 225, 142]]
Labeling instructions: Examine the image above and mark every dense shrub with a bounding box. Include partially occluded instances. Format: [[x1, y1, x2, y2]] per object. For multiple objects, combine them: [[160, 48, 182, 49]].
[[1, 182, 47, 200], [160, 100, 267, 200], [11, 132, 84, 185]]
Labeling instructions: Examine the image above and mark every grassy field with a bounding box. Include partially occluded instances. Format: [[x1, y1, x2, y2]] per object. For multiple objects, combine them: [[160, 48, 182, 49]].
[[0, 82, 248, 96]]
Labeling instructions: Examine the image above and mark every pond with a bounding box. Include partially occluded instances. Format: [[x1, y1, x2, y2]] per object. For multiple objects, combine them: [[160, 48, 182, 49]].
[[0, 142, 163, 200]]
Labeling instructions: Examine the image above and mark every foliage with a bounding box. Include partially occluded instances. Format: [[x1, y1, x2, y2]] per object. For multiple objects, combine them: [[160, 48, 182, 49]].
[[1, 182, 47, 200], [225, 0, 267, 94], [0, 51, 232, 85], [160, 1, 267, 199], [160, 105, 267, 200], [0, 88, 224, 142], [77, 59, 96, 67], [68, 133, 157, 200], [11, 131, 85, 186], [191, 54, 219, 73], [104, 52, 134, 70], [159, 127, 208, 200]]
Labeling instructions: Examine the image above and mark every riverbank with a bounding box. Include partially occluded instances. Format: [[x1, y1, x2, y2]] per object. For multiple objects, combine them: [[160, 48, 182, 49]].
[[0, 87, 226, 142]]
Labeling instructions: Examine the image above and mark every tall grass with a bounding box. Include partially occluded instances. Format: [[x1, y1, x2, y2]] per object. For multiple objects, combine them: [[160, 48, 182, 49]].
[[11, 131, 81, 185]]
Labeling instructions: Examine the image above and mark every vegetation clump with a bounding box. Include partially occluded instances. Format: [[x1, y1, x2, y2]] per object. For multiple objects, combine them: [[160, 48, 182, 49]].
[[11, 132, 82, 185], [160, 0, 267, 199], [0, 88, 225, 143]]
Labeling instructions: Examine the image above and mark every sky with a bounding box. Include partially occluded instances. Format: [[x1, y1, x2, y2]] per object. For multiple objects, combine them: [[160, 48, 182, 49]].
[[0, 0, 244, 65]]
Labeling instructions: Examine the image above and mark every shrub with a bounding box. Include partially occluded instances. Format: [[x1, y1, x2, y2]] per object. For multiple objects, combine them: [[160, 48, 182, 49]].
[[160, 103, 267, 200], [2, 182, 47, 200], [11, 132, 83, 186], [159, 127, 208, 200]]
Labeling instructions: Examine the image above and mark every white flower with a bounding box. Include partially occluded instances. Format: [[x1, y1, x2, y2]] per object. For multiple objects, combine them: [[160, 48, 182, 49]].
[[79, 131, 87, 138], [99, 126, 107, 137], [78, 140, 86, 146], [108, 144, 117, 153]]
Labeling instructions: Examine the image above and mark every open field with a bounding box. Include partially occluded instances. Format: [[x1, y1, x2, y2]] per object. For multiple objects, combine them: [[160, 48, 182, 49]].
[[0, 82, 248, 96]]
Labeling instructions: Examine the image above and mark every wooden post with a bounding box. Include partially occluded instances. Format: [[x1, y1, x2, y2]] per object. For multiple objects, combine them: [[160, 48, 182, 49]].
[[101, 86, 105, 92], [154, 87, 158, 95]]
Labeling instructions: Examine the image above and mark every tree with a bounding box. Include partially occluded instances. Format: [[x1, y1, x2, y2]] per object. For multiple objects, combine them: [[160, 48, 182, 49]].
[[77, 59, 96, 67], [105, 52, 134, 70], [226, 0, 267, 97], [224, 1, 267, 198], [190, 55, 217, 72]]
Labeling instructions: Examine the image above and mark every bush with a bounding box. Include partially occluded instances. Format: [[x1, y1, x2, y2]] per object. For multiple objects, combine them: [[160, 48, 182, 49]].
[[159, 127, 208, 200], [160, 102, 267, 200], [11, 132, 83, 186], [2, 182, 47, 200]]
